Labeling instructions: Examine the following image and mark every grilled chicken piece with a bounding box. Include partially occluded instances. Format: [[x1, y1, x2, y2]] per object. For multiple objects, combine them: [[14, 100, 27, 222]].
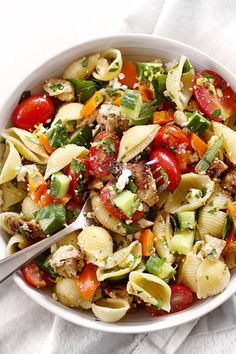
[[97, 104, 129, 132], [222, 167, 236, 193], [206, 158, 228, 179], [8, 216, 45, 241], [50, 245, 84, 278], [129, 163, 159, 207]]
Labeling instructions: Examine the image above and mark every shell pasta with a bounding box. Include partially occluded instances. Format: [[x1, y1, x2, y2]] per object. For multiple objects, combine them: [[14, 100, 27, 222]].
[[1, 48, 236, 323]]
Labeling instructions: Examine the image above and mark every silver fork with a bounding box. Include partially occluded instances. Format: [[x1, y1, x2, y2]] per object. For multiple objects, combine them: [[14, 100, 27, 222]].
[[0, 198, 93, 284]]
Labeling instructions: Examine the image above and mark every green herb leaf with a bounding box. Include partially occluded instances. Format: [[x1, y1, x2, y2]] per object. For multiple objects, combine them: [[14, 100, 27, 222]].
[[49, 83, 64, 92], [47, 123, 68, 148], [81, 57, 89, 67], [69, 78, 98, 103], [211, 108, 222, 118], [207, 207, 218, 215], [203, 73, 214, 79], [182, 59, 191, 74]]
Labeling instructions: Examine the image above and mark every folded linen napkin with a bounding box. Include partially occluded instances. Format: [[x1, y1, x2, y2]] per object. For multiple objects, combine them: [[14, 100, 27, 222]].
[[1, 1, 236, 354]]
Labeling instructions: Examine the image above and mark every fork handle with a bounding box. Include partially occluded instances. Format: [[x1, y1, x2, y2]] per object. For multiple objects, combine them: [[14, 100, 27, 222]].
[[0, 223, 79, 284]]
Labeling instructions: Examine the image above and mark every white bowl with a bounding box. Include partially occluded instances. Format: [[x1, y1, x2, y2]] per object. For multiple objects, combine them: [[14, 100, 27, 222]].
[[1, 34, 236, 333]]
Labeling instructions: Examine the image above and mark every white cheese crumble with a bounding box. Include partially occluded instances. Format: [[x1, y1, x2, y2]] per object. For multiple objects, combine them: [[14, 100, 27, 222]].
[[115, 168, 132, 192], [17, 164, 38, 182], [109, 77, 127, 91], [174, 110, 189, 127]]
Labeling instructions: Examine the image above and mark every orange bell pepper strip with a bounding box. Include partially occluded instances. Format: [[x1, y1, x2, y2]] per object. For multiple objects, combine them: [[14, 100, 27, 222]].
[[28, 171, 48, 202], [223, 229, 236, 253], [140, 229, 155, 257], [153, 110, 174, 125], [139, 83, 154, 102], [80, 91, 103, 118], [119, 61, 137, 88], [77, 264, 100, 300], [38, 134, 55, 155], [227, 202, 236, 220], [175, 152, 190, 172], [190, 132, 208, 159]]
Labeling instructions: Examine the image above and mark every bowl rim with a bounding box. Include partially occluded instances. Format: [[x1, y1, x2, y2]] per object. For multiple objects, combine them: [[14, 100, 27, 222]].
[[1, 33, 235, 333]]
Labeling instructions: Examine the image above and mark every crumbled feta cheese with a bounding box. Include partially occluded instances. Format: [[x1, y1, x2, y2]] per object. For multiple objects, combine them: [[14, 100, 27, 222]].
[[137, 218, 154, 228], [216, 88, 223, 98], [174, 110, 189, 127], [133, 83, 139, 89], [17, 164, 38, 182], [109, 77, 127, 90], [200, 235, 226, 261], [118, 73, 125, 80], [115, 168, 132, 192]]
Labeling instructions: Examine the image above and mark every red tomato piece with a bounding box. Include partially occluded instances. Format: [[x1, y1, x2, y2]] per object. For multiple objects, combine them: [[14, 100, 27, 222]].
[[89, 131, 120, 177], [100, 182, 144, 221], [153, 124, 191, 153], [22, 260, 52, 288], [119, 61, 137, 88], [192, 70, 235, 120], [145, 284, 193, 316], [65, 158, 90, 203], [12, 95, 55, 131], [149, 148, 181, 192]]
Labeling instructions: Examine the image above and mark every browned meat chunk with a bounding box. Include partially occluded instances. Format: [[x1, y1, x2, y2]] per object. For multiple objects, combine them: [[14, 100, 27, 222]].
[[206, 158, 228, 179], [97, 104, 129, 132], [129, 163, 159, 207], [222, 167, 236, 193], [8, 217, 45, 241], [50, 245, 84, 278]]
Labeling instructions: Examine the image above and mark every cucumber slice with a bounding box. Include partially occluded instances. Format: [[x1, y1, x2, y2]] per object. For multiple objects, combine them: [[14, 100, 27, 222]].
[[69, 124, 92, 148], [120, 89, 142, 122], [136, 62, 162, 82], [34, 204, 66, 235], [113, 190, 140, 218], [50, 172, 70, 199], [176, 211, 196, 230], [187, 111, 211, 135], [170, 230, 195, 255], [146, 254, 175, 282]]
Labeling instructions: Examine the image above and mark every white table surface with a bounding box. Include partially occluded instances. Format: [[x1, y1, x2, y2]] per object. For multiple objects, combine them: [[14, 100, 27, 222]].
[[1, 1, 236, 353]]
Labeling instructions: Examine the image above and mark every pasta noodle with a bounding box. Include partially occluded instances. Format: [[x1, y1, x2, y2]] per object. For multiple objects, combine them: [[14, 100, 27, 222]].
[[127, 271, 171, 311], [1, 182, 26, 211], [55, 278, 92, 309], [63, 53, 100, 80], [77, 226, 113, 265], [165, 173, 214, 213], [1, 128, 48, 164], [6, 234, 30, 255], [91, 193, 126, 235], [21, 197, 41, 221], [91, 298, 130, 322], [117, 125, 159, 162], [213, 121, 236, 164], [93, 49, 122, 81], [44, 144, 88, 179], [165, 56, 194, 110], [0, 142, 22, 184]]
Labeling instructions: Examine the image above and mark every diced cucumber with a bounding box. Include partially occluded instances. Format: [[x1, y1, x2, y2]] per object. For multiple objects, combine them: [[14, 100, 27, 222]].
[[196, 135, 224, 173], [120, 89, 142, 122], [176, 211, 196, 230], [187, 111, 211, 135], [146, 253, 175, 282], [130, 101, 157, 126], [136, 62, 162, 82], [47, 122, 68, 148], [69, 124, 92, 148], [170, 230, 195, 255], [34, 204, 66, 235], [113, 190, 140, 218], [36, 253, 58, 278], [50, 172, 70, 199]]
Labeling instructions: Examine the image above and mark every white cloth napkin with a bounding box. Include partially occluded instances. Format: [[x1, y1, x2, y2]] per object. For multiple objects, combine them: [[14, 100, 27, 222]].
[[1, 1, 236, 353]]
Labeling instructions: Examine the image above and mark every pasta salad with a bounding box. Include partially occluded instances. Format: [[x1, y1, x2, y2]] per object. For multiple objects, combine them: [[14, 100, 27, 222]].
[[1, 48, 236, 322]]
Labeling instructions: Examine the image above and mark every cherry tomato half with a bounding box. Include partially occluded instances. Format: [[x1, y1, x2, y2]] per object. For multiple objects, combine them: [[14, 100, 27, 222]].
[[12, 95, 55, 131], [89, 131, 120, 177], [192, 70, 235, 120], [22, 260, 53, 288], [153, 124, 191, 153], [100, 182, 144, 221], [65, 158, 90, 203], [149, 148, 181, 192], [145, 284, 193, 316]]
